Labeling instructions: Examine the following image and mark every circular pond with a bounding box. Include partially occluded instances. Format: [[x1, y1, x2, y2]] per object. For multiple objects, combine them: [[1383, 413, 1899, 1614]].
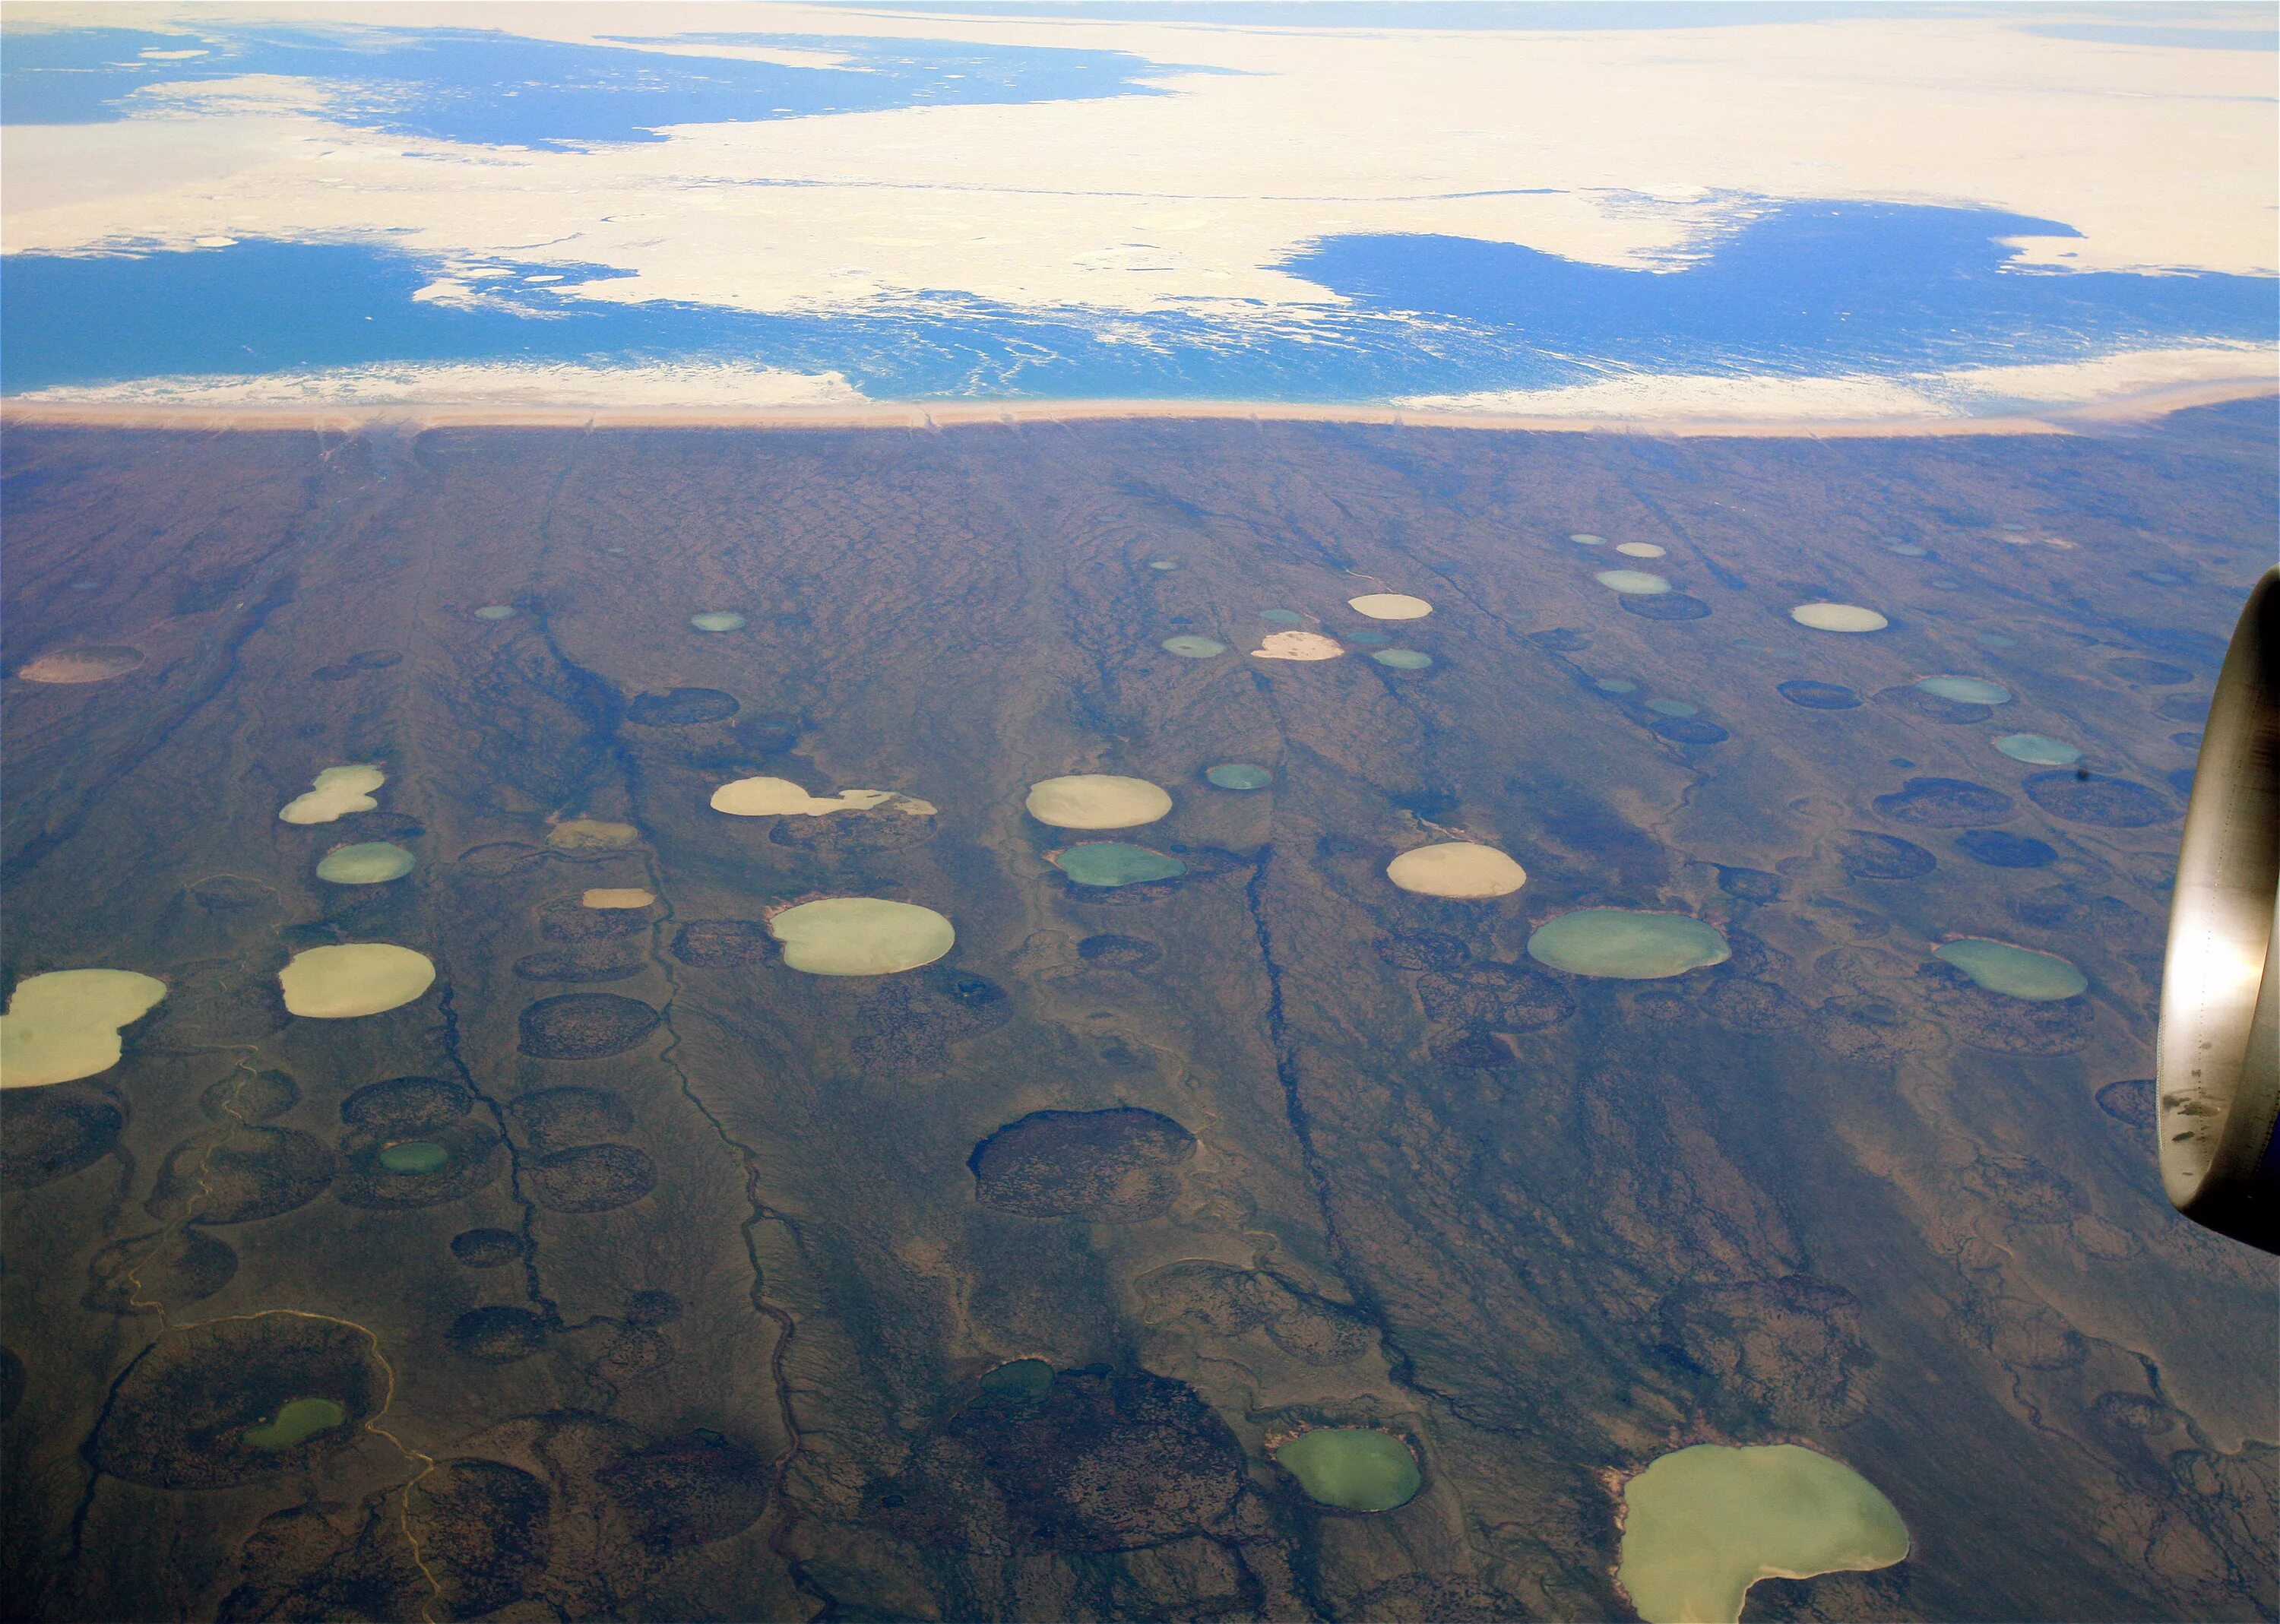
[[1791, 603, 1889, 633], [1916, 675, 2011, 704], [242, 1397, 348, 1452], [1347, 594, 1433, 620], [689, 611, 746, 632], [1528, 910, 1730, 979], [1026, 774, 1173, 829], [278, 945, 436, 1018], [1053, 843, 1187, 888], [1372, 648, 1433, 670], [1569, 533, 1606, 546], [1252, 630, 1346, 661], [378, 1140, 451, 1175], [1275, 1428, 1420, 1512], [1386, 843, 1527, 899], [315, 843, 415, 885], [1595, 570, 1670, 596], [1162, 635, 1227, 658], [1205, 763, 1272, 790], [1933, 939, 2087, 1000], [473, 605, 516, 621], [769, 898, 955, 976], [1617, 542, 1667, 559], [1994, 733, 2081, 766]]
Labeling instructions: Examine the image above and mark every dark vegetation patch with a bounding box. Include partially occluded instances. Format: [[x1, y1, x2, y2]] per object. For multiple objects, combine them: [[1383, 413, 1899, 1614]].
[[670, 919, 774, 968], [539, 897, 654, 943], [91, 1313, 382, 1489], [1650, 715, 1730, 744], [2107, 657, 2191, 685], [1623, 592, 1712, 621], [1429, 1026, 1514, 1068], [1376, 932, 1471, 973], [448, 1306, 551, 1365], [87, 1228, 238, 1312], [1873, 683, 1990, 724], [2155, 692, 2209, 724], [335, 1119, 505, 1209], [1777, 679, 1859, 710], [771, 806, 938, 857], [625, 687, 739, 726], [1, 1085, 123, 1188], [1921, 963, 2092, 1055], [1664, 1275, 1873, 1427], [524, 1144, 657, 1213], [970, 1107, 1195, 1222], [343, 1075, 471, 1129], [512, 944, 645, 983], [518, 994, 662, 1059], [597, 1432, 771, 1553], [1414, 959, 1575, 1033], [203, 1068, 300, 1122], [1693, 977, 1808, 1033], [1872, 776, 2016, 827], [1528, 628, 1591, 651], [868, 1368, 1251, 1553], [407, 1458, 553, 1618], [853, 966, 1013, 1075], [153, 1126, 336, 1224], [1832, 831, 1936, 881], [624, 1289, 682, 1327], [1141, 1264, 1376, 1366], [1077, 933, 1161, 970], [1716, 866, 1782, 902], [2095, 1078, 2156, 1132], [511, 1086, 635, 1152], [1956, 829, 2057, 869], [2024, 771, 2171, 828], [451, 1227, 527, 1268], [1961, 1154, 2077, 1224]]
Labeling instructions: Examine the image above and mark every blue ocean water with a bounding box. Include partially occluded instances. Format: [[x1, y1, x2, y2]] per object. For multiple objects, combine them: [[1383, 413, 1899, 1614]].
[[3, 202, 2272, 400], [1284, 204, 2278, 375], [0, 24, 1180, 145]]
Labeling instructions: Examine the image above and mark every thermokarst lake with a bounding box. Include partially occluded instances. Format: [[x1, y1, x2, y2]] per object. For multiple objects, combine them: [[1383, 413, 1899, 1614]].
[[2, 405, 2274, 1622]]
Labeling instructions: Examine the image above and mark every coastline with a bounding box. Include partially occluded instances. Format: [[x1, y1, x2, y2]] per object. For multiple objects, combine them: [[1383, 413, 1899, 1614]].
[[2, 375, 2270, 439]]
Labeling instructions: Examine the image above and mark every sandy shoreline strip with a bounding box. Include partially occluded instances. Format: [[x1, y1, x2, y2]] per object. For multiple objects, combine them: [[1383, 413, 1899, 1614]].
[[2, 376, 2270, 439]]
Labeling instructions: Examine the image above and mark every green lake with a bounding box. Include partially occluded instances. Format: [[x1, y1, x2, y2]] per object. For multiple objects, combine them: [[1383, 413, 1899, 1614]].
[[1528, 909, 1731, 979], [315, 842, 416, 885], [1916, 674, 2012, 704], [242, 1397, 348, 1453], [1994, 733, 2082, 766], [1275, 1428, 1421, 1512], [378, 1140, 451, 1174], [1161, 635, 1228, 657], [1053, 843, 1186, 887], [1933, 938, 2087, 999], [1206, 762, 1273, 790]]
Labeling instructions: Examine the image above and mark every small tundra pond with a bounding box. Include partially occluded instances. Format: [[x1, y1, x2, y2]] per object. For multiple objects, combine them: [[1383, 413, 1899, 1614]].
[[242, 1398, 349, 1453], [1528, 909, 1730, 978], [1933, 938, 2088, 999], [1052, 843, 1186, 887], [1274, 1427, 1421, 1512], [1617, 1444, 1909, 1624]]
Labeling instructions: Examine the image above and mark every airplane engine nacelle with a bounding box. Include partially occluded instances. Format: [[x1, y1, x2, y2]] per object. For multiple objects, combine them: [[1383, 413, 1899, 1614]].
[[2159, 565, 2279, 1253]]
